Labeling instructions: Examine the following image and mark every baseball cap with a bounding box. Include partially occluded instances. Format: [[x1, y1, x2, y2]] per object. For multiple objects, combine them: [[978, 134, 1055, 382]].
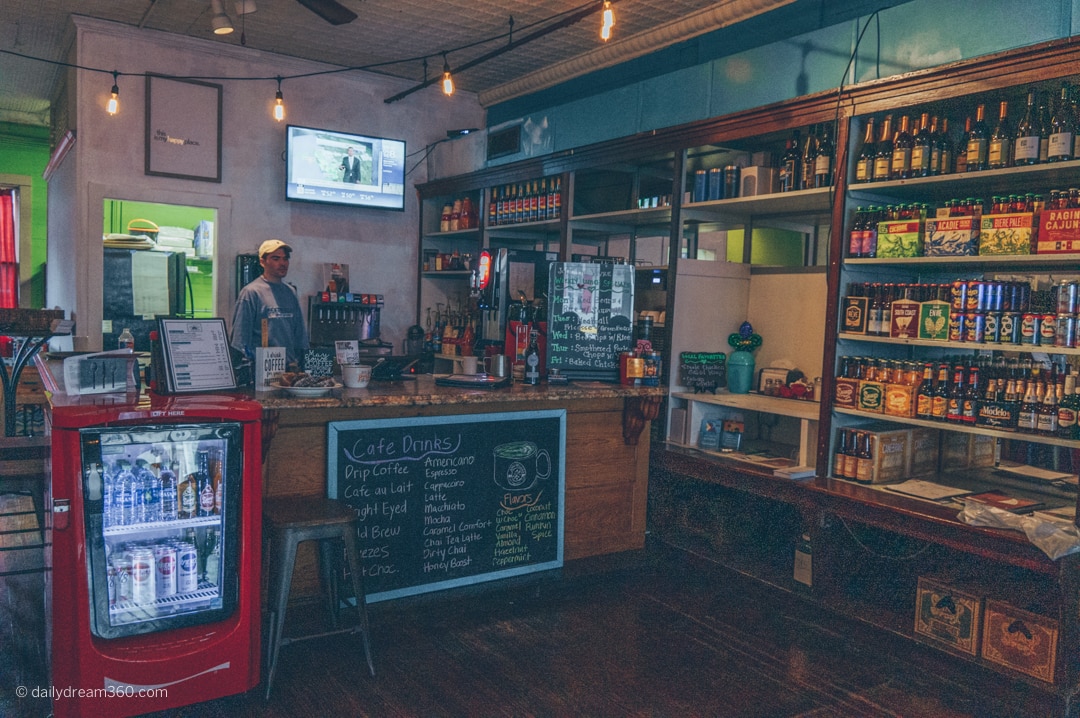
[[259, 239, 292, 258]]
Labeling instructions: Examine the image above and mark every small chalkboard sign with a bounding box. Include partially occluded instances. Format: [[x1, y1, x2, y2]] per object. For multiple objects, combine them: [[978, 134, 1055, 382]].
[[680, 352, 726, 393], [546, 262, 635, 381], [328, 410, 566, 603]]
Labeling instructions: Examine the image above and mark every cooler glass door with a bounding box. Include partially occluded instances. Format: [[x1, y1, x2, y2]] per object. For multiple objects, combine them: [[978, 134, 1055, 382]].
[[78, 422, 243, 639]]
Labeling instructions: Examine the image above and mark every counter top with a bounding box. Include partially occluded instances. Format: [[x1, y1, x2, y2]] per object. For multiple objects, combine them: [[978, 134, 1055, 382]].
[[255, 375, 665, 410]]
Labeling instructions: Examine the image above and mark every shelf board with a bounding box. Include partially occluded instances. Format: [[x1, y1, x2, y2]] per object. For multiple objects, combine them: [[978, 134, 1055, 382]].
[[486, 218, 562, 232], [422, 270, 473, 277], [837, 332, 1080, 355], [844, 253, 1080, 270], [422, 228, 480, 240], [673, 390, 820, 421], [847, 159, 1080, 202], [834, 407, 1080, 448], [570, 206, 674, 227], [683, 186, 834, 220]]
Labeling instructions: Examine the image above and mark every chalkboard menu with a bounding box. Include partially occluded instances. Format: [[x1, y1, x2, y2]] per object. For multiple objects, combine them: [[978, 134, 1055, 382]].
[[328, 410, 566, 603], [547, 262, 635, 381], [679, 352, 727, 393]]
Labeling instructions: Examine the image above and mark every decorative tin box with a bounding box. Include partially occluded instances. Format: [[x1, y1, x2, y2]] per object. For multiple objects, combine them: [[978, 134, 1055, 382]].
[[982, 599, 1058, 682], [914, 576, 983, 657]]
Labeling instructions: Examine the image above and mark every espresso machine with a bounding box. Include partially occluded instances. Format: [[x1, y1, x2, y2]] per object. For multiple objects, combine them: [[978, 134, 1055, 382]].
[[308, 293, 392, 357]]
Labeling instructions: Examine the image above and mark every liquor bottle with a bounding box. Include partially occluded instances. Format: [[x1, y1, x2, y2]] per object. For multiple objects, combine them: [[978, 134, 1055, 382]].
[[1014, 89, 1040, 166], [523, 329, 541, 385], [1017, 378, 1039, 433], [1048, 84, 1075, 162], [927, 116, 942, 175], [551, 176, 562, 219], [854, 117, 876, 183], [801, 124, 818, 191], [911, 113, 932, 177], [945, 363, 966, 423], [891, 115, 914, 179], [966, 104, 989, 171], [196, 450, 215, 518], [814, 122, 834, 188], [177, 458, 199, 520], [854, 431, 873, 485], [1037, 377, 1059, 435], [873, 115, 893, 181], [538, 178, 548, 219], [915, 362, 935, 419], [956, 117, 972, 173], [159, 460, 178, 522], [988, 101, 1011, 169], [961, 364, 980, 425], [779, 130, 802, 192], [1058, 371, 1079, 439], [931, 363, 950, 421]]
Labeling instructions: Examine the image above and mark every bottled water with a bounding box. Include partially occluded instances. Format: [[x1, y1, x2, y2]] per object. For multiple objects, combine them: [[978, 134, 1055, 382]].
[[134, 461, 158, 523], [158, 462, 178, 521], [114, 461, 136, 526]]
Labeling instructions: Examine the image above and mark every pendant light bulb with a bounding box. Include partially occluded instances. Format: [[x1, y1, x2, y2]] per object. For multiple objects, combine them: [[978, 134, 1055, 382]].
[[273, 78, 285, 122], [106, 71, 120, 116], [601, 1, 615, 42], [211, 0, 235, 34], [441, 55, 454, 97]]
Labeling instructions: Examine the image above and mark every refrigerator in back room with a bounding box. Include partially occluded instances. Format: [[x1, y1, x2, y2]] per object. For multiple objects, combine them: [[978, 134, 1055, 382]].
[[102, 248, 190, 353]]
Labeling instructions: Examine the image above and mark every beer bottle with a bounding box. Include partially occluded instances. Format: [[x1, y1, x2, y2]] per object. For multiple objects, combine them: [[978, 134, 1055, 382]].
[[1037, 377, 1059, 435], [915, 362, 935, 419], [873, 115, 893, 181], [946, 363, 966, 423], [196, 450, 215, 518], [931, 363, 950, 421], [1017, 379, 1039, 433], [177, 459, 198, 520], [854, 432, 873, 484], [833, 429, 849, 479], [1058, 371, 1079, 439], [961, 365, 980, 425]]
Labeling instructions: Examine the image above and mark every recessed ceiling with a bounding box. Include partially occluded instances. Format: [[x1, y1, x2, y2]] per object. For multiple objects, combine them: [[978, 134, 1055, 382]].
[[0, 0, 797, 127]]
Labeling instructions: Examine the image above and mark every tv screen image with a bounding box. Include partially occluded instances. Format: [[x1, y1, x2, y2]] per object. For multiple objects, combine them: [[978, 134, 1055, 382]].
[[286, 125, 406, 210]]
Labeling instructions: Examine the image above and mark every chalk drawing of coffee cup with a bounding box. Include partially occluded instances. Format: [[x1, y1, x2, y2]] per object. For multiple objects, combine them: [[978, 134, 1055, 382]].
[[493, 441, 551, 491]]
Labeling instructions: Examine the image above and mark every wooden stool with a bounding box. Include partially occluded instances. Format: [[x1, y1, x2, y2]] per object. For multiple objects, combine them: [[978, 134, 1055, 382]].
[[262, 496, 375, 699]]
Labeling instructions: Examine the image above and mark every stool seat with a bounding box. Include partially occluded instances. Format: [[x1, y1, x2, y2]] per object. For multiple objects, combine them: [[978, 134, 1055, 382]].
[[262, 495, 374, 700]]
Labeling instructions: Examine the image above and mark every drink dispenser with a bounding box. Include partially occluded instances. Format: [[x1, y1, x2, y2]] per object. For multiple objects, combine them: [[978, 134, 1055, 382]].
[[308, 294, 384, 347]]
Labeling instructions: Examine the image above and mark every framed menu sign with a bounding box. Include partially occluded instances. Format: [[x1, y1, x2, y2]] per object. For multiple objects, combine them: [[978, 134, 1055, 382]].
[[158, 318, 237, 393]]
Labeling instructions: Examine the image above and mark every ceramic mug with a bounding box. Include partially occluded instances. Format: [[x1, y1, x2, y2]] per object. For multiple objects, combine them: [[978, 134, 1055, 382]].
[[342, 364, 371, 388], [457, 356, 479, 374]]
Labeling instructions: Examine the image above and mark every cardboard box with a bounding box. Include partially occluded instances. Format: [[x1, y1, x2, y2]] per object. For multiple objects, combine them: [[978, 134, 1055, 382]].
[[890, 299, 921, 339], [914, 576, 983, 657], [979, 213, 1034, 255], [883, 383, 916, 418], [833, 377, 859, 410], [740, 166, 778, 197], [842, 296, 869, 334], [857, 380, 885, 413], [1036, 207, 1080, 254], [866, 427, 909, 483], [940, 432, 996, 470], [924, 216, 980, 256], [982, 599, 1058, 682], [907, 428, 940, 477], [876, 220, 922, 258], [918, 300, 951, 341]]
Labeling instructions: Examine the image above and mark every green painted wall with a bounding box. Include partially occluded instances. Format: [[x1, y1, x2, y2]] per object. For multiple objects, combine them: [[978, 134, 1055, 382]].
[[0, 122, 50, 307], [726, 229, 805, 265]]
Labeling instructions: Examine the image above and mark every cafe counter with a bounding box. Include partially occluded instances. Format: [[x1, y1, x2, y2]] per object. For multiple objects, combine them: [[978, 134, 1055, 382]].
[[257, 377, 664, 569]]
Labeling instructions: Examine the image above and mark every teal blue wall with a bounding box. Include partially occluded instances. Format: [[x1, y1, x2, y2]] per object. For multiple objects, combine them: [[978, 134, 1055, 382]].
[[487, 0, 1078, 166]]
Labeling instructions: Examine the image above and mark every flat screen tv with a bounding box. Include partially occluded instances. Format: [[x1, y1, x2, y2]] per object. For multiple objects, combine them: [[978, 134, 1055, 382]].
[[285, 125, 406, 211]]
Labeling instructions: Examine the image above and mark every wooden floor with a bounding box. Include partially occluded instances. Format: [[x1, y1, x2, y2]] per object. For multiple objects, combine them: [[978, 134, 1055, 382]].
[[1, 536, 1066, 718]]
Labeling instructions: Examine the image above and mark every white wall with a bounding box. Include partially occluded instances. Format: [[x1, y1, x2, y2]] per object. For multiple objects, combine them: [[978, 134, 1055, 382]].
[[49, 17, 485, 353]]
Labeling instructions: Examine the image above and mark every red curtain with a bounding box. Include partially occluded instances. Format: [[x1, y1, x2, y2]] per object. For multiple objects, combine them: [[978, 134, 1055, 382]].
[[0, 189, 16, 308]]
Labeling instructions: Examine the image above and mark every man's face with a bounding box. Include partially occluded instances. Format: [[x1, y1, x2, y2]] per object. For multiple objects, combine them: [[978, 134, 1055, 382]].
[[347, 148, 354, 156], [261, 250, 290, 281]]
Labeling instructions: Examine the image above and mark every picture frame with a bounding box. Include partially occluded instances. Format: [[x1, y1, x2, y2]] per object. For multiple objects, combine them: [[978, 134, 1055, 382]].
[[145, 74, 222, 182], [758, 367, 789, 394]]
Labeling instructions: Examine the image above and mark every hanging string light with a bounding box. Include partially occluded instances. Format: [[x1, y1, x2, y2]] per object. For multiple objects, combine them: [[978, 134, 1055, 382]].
[[600, 1, 615, 42], [106, 71, 120, 115], [441, 54, 454, 97], [273, 76, 285, 121]]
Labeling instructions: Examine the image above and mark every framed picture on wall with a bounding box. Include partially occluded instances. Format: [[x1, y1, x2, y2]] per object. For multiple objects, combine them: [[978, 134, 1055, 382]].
[[144, 74, 223, 182]]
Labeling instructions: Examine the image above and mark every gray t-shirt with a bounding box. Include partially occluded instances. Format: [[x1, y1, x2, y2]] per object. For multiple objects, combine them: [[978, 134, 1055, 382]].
[[230, 276, 309, 365]]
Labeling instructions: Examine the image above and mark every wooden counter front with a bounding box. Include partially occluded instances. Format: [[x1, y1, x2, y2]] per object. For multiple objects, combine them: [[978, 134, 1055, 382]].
[[259, 378, 663, 597]]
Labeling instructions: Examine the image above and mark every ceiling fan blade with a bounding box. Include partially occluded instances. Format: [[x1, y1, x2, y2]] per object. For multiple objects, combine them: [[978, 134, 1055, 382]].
[[295, 0, 357, 25]]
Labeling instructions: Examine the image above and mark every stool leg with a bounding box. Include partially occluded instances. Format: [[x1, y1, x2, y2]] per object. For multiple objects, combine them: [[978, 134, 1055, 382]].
[[265, 532, 298, 700], [342, 528, 375, 677], [318, 538, 341, 629]]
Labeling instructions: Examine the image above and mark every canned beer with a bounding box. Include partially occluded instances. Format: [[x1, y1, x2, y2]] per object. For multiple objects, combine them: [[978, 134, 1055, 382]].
[[177, 541, 199, 594], [154, 544, 177, 598], [130, 547, 156, 606], [948, 312, 966, 342], [1057, 280, 1079, 315], [1041, 313, 1059, 345], [950, 280, 968, 312], [1056, 315, 1078, 348], [965, 281, 986, 313], [1020, 313, 1041, 345], [1000, 312, 1022, 344], [965, 313, 986, 343], [985, 312, 1002, 343]]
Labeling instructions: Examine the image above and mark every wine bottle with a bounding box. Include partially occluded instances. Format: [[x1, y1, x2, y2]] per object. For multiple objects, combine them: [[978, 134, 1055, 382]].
[[873, 115, 893, 181], [937, 117, 953, 175], [1038, 98, 1052, 163], [1048, 84, 1074, 162], [814, 123, 834, 188], [956, 117, 972, 173], [988, 100, 1011, 169], [911, 113, 932, 177], [891, 115, 914, 179], [779, 130, 801, 192], [1014, 89, 1040, 166], [966, 104, 989, 171], [801, 124, 818, 191], [854, 117, 876, 183]]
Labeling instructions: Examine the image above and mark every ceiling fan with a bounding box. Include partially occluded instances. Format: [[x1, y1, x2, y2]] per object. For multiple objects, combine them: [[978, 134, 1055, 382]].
[[295, 0, 358, 25]]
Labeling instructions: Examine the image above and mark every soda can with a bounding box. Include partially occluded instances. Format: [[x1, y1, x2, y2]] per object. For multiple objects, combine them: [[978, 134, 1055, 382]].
[[1041, 313, 1059, 345], [950, 280, 968, 312], [1000, 312, 1022, 344], [177, 541, 199, 594], [965, 312, 985, 343], [154, 544, 177, 598], [1020, 313, 1041, 345], [112, 553, 132, 604], [130, 547, 156, 606], [1056, 315, 1077, 348], [1057, 281, 1079, 315], [948, 312, 966, 342], [985, 311, 1002, 344], [965, 281, 986, 313]]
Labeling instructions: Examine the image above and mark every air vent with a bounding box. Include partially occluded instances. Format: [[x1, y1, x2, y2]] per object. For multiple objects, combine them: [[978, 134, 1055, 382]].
[[487, 125, 521, 160]]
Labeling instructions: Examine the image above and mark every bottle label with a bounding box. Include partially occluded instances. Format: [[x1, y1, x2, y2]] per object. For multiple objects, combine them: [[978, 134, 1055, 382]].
[[1014, 136, 1039, 161], [1049, 132, 1073, 158], [966, 138, 987, 165], [199, 484, 214, 513], [855, 456, 873, 483], [911, 146, 929, 171], [988, 140, 1009, 164], [181, 485, 196, 515], [855, 159, 871, 182], [1036, 412, 1057, 433], [890, 149, 911, 175], [814, 154, 831, 177], [1058, 407, 1077, 430], [873, 157, 891, 180], [916, 394, 933, 417]]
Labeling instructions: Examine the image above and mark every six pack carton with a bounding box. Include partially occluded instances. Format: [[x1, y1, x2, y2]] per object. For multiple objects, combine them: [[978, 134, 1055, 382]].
[[1036, 207, 1080, 254], [979, 213, 1035, 255], [876, 219, 923, 258], [924, 216, 980, 256]]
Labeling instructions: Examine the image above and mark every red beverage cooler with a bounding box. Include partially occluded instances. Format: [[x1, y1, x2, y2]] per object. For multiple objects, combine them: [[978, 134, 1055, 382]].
[[47, 392, 263, 717]]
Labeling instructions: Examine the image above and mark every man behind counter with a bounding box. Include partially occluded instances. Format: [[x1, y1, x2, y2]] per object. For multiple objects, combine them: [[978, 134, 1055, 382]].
[[230, 239, 309, 368]]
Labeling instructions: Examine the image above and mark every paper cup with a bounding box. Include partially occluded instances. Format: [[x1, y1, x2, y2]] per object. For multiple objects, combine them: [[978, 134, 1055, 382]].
[[342, 364, 371, 388]]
